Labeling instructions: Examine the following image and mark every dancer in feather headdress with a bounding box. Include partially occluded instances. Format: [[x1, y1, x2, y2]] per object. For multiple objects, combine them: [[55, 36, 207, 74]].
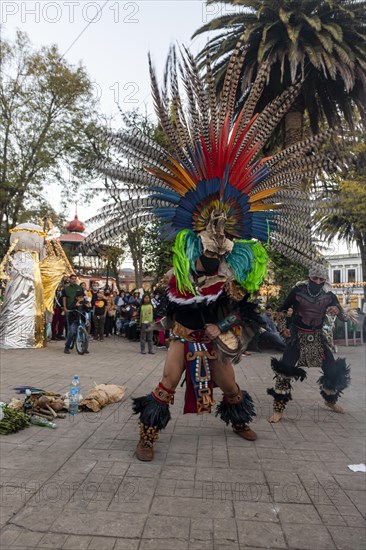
[[83, 45, 341, 461]]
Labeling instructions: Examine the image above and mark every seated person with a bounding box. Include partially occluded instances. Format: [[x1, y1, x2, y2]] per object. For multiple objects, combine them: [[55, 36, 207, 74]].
[[251, 306, 286, 352]]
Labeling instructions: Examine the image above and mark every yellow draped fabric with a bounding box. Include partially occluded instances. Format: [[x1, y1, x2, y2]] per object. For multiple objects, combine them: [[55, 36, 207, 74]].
[[33, 251, 45, 349], [40, 256, 67, 314]]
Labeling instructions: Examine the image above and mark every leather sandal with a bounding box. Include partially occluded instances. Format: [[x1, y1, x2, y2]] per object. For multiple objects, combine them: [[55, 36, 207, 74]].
[[135, 439, 154, 461], [232, 424, 257, 441]]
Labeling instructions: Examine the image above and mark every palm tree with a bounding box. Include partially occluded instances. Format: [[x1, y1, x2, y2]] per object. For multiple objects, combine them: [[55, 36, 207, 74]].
[[194, 0, 366, 147]]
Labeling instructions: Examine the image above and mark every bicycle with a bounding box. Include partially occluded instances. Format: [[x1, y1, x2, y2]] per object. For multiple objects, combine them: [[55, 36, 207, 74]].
[[69, 311, 89, 355]]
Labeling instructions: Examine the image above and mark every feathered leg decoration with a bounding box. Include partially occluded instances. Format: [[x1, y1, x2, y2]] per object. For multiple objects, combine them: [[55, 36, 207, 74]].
[[216, 385, 256, 439], [267, 357, 307, 412], [318, 355, 351, 404], [132, 383, 175, 460]]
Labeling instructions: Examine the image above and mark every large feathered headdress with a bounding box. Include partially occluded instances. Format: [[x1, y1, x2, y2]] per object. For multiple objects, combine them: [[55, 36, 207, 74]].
[[83, 44, 335, 291]]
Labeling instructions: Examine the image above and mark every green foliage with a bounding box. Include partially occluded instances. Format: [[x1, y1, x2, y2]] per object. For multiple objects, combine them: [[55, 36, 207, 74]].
[[17, 199, 68, 230], [0, 31, 102, 255], [98, 109, 174, 287], [0, 406, 30, 435], [142, 221, 173, 284], [316, 127, 366, 297], [195, 0, 366, 139], [99, 239, 127, 291], [268, 248, 308, 307]]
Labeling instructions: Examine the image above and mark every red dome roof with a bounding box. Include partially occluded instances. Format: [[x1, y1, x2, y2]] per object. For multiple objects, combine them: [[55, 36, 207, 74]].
[[66, 215, 85, 233]]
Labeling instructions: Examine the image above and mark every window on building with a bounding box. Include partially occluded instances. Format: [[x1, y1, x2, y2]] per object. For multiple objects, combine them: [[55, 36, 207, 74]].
[[348, 269, 356, 283], [333, 270, 341, 284]]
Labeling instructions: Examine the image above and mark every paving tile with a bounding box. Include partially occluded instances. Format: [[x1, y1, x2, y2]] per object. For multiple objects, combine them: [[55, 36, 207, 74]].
[[51, 510, 146, 538], [141, 538, 188, 550], [276, 503, 322, 524], [107, 477, 157, 513], [281, 523, 336, 549], [87, 536, 116, 549], [0, 524, 22, 546], [142, 515, 190, 539], [327, 526, 366, 550], [38, 533, 68, 548], [236, 520, 286, 548], [150, 496, 234, 519], [113, 540, 140, 550], [333, 473, 366, 491], [190, 518, 213, 541], [264, 471, 311, 504], [6, 506, 56, 532], [12, 530, 44, 547], [233, 502, 278, 522], [213, 541, 239, 550], [1, 344, 363, 550], [160, 466, 196, 480], [62, 535, 92, 549], [342, 513, 366, 527], [189, 541, 214, 550], [126, 463, 162, 478]]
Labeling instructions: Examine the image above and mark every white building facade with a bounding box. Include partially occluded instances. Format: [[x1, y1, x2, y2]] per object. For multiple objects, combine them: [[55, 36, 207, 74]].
[[327, 253, 365, 309]]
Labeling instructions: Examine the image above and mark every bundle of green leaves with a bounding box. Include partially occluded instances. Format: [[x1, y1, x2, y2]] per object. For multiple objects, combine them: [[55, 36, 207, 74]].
[[0, 405, 30, 435]]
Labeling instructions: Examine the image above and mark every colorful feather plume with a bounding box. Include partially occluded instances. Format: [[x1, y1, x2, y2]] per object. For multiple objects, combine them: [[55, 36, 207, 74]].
[[83, 44, 337, 276]]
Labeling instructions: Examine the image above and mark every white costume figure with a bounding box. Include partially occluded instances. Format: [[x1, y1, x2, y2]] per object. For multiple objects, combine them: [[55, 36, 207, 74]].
[[0, 223, 47, 349]]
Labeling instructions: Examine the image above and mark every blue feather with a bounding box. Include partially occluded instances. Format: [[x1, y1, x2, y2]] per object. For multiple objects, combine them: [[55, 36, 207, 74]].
[[226, 241, 254, 282]]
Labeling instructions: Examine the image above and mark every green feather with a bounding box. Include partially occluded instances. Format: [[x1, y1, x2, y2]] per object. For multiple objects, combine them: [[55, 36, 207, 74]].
[[242, 241, 269, 293], [172, 230, 196, 295]]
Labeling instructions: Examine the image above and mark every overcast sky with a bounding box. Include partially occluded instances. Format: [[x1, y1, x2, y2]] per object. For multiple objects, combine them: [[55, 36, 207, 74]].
[[2, 0, 357, 258]]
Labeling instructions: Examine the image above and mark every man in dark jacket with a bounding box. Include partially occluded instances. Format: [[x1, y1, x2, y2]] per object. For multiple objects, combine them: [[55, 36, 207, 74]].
[[64, 291, 90, 354], [267, 265, 351, 423]]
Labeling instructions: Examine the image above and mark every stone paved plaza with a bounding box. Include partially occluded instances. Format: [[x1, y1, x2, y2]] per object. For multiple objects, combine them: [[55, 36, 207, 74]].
[[0, 339, 365, 550]]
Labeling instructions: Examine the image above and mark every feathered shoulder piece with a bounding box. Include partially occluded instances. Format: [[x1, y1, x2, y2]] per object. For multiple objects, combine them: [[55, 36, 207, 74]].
[[83, 44, 337, 292]]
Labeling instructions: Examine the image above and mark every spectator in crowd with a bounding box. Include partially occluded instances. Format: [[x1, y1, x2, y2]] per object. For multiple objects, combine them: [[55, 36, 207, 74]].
[[151, 292, 167, 348], [81, 281, 92, 298], [116, 290, 126, 312], [126, 301, 140, 341], [62, 274, 83, 330], [64, 290, 90, 354], [151, 293, 160, 310], [260, 306, 286, 351], [119, 302, 131, 336], [139, 294, 155, 354], [104, 290, 117, 337], [89, 282, 100, 337], [90, 282, 100, 305], [52, 283, 65, 340], [129, 291, 141, 305], [80, 282, 92, 335], [93, 290, 107, 341]]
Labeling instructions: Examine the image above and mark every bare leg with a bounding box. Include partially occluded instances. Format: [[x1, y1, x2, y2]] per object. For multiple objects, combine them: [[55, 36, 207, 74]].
[[211, 357, 237, 395], [134, 339, 186, 461], [160, 339, 186, 391]]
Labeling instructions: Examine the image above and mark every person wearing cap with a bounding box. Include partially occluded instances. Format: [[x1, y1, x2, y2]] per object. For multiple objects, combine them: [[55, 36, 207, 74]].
[[267, 264, 351, 423]]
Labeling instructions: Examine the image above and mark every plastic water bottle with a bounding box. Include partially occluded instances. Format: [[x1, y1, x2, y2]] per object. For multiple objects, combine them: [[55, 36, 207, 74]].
[[69, 375, 80, 416]]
